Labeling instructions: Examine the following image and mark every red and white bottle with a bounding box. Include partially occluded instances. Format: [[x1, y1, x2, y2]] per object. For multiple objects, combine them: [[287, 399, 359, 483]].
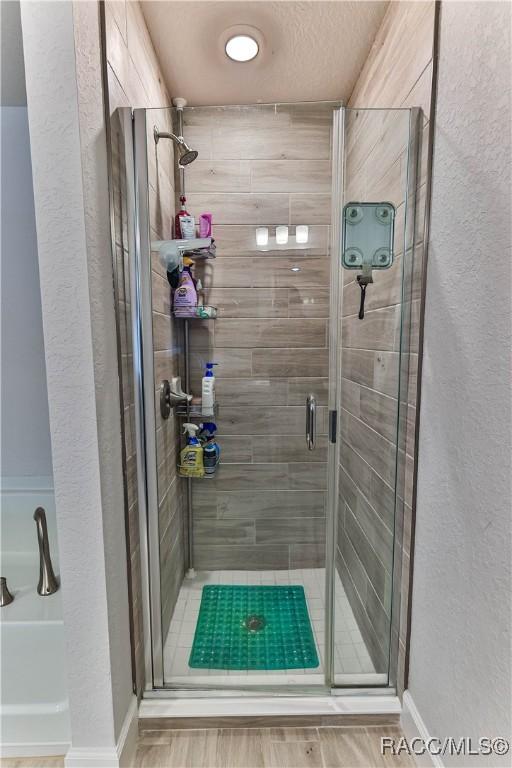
[[175, 195, 189, 238]]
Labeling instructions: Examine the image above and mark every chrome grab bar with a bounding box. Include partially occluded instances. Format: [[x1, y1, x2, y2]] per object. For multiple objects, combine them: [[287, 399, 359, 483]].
[[306, 394, 316, 451]]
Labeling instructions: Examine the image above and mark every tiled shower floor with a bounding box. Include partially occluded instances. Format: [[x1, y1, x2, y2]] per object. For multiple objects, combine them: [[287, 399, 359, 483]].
[[163, 568, 379, 687]]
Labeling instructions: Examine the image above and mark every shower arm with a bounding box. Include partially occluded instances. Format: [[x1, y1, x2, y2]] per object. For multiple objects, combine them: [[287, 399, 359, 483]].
[[153, 105, 193, 196], [153, 128, 186, 147]]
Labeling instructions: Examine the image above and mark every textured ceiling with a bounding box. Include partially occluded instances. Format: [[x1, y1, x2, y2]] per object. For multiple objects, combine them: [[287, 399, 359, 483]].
[[140, 1, 389, 106]]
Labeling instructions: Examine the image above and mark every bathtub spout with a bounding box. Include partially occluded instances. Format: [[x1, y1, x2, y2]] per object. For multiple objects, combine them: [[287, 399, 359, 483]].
[[0, 577, 14, 606], [33, 507, 59, 596]]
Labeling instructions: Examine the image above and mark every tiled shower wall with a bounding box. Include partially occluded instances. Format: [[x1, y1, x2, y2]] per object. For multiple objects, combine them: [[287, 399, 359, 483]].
[[181, 104, 336, 571], [338, 1, 436, 690], [105, 0, 185, 694]]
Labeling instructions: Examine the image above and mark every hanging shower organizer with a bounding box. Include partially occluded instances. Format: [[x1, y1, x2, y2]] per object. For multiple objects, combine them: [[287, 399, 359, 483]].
[[153, 235, 219, 576], [153, 235, 219, 420], [152, 236, 218, 320]]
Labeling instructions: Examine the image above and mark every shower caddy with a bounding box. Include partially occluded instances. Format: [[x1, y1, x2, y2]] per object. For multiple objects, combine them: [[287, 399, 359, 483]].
[[153, 234, 218, 576]]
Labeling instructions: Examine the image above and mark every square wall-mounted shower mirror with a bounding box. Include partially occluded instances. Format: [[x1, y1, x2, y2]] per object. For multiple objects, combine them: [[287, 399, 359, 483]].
[[342, 202, 395, 270]]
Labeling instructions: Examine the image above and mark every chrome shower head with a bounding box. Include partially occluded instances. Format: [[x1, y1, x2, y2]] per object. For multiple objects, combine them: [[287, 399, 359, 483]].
[[153, 126, 198, 166], [178, 143, 199, 166]]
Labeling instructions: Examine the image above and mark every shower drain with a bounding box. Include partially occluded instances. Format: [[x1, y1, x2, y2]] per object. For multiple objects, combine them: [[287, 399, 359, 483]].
[[243, 614, 266, 632]]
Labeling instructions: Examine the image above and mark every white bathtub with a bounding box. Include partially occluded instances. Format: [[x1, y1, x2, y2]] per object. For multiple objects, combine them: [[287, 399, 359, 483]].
[[0, 478, 71, 757]]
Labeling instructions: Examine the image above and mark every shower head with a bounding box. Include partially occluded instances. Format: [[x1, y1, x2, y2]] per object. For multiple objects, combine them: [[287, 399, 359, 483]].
[[178, 142, 199, 166], [153, 126, 198, 166]]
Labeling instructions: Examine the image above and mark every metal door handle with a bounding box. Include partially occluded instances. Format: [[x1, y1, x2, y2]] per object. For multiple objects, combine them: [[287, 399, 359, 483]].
[[306, 394, 316, 451]]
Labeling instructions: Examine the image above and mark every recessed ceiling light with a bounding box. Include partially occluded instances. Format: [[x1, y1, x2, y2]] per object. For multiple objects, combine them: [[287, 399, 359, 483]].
[[225, 34, 259, 62]]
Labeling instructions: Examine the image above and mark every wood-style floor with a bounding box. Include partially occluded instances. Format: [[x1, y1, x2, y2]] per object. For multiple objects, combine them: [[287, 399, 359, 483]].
[[1, 726, 415, 767]]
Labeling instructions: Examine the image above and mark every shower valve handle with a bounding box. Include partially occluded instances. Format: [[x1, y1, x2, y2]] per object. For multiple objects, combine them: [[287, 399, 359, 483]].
[[160, 378, 192, 419]]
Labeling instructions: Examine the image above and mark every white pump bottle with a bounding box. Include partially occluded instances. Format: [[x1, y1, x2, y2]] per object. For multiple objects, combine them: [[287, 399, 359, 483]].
[[202, 362, 217, 416]]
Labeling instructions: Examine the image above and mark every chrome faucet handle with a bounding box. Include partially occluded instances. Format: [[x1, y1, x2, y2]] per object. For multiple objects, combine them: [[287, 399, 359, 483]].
[[160, 378, 192, 419], [0, 577, 14, 607], [33, 507, 59, 596]]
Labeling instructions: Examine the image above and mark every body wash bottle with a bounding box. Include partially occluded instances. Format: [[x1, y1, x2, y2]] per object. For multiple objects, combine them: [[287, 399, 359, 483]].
[[202, 362, 217, 416]]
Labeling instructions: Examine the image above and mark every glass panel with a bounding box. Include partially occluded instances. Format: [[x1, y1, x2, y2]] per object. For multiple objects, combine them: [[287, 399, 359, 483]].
[[120, 102, 417, 692], [136, 107, 188, 685], [333, 108, 412, 686], [142, 103, 338, 690], [109, 106, 146, 690]]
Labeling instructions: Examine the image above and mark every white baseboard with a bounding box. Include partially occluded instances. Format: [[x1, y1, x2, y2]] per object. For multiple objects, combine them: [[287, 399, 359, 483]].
[[401, 691, 444, 768], [0, 741, 70, 759], [65, 696, 138, 768], [64, 748, 123, 768]]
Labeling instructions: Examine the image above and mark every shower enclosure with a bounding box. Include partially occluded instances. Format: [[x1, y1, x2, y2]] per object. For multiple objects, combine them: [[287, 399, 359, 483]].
[[110, 101, 421, 696]]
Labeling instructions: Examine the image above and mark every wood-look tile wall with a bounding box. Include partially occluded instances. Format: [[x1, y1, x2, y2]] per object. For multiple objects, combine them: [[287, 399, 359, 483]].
[[337, 1, 436, 689], [105, 0, 186, 695], [181, 104, 336, 571], [149, 112, 187, 644]]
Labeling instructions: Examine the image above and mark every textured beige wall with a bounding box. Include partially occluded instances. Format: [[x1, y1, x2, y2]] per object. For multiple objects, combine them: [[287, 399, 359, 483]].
[[181, 103, 335, 571], [22, 0, 137, 750], [104, 0, 184, 695], [408, 0, 511, 751], [337, 0, 436, 691]]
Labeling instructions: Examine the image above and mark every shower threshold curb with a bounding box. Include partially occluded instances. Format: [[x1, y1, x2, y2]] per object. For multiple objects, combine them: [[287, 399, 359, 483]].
[[138, 694, 401, 726]]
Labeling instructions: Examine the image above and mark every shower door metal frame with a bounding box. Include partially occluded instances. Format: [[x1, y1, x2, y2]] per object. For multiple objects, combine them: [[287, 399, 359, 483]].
[[124, 103, 419, 697], [388, 106, 422, 689], [125, 107, 165, 689], [324, 106, 345, 689]]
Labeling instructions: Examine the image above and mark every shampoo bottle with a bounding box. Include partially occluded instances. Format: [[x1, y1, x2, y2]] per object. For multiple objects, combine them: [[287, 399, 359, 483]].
[[175, 195, 189, 238], [201, 363, 217, 416], [179, 423, 204, 478]]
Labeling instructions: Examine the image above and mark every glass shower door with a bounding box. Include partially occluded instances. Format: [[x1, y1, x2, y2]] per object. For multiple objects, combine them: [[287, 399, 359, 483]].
[[121, 102, 418, 693], [133, 102, 336, 691], [331, 107, 420, 687]]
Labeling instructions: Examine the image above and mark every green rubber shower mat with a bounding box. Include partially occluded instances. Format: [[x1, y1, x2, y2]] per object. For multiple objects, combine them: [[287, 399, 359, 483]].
[[189, 584, 319, 670]]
